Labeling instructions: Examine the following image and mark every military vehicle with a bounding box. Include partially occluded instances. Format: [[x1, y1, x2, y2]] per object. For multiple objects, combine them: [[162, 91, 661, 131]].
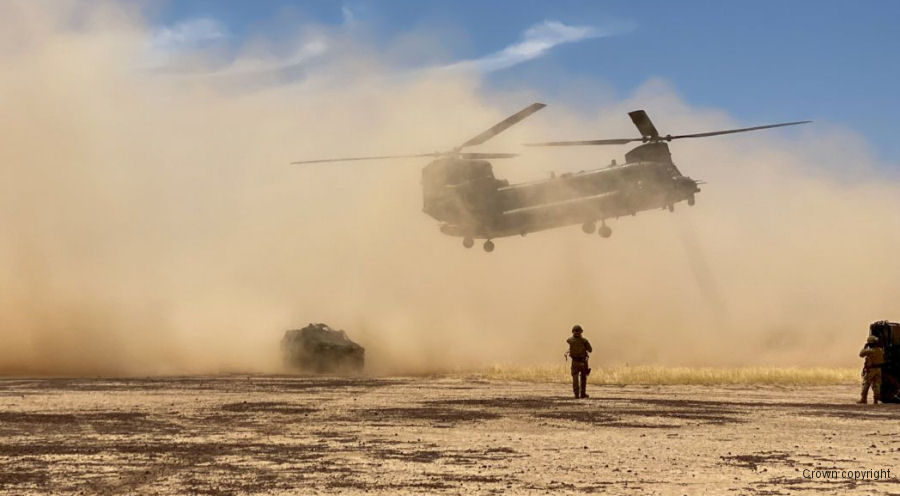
[[867, 320, 900, 402], [281, 323, 365, 373], [293, 104, 809, 252]]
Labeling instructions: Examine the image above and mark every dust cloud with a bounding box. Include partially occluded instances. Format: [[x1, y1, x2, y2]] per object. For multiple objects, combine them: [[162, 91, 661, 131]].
[[1, 1, 898, 376]]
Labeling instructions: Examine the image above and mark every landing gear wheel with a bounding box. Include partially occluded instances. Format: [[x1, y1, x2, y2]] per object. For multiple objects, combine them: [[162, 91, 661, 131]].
[[688, 195, 696, 206], [462, 237, 474, 249], [582, 221, 596, 234], [599, 224, 612, 238], [483, 240, 495, 253]]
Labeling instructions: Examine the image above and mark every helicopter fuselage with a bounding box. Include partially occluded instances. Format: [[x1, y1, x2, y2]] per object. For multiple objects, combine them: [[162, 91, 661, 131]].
[[424, 142, 700, 241]]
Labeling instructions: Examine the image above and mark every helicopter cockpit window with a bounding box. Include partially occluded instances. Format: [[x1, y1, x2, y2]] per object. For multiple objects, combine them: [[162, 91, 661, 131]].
[[439, 160, 494, 185]]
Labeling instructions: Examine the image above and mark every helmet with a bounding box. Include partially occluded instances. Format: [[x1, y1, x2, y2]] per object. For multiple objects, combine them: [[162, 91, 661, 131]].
[[572, 325, 583, 334], [867, 335, 879, 344]]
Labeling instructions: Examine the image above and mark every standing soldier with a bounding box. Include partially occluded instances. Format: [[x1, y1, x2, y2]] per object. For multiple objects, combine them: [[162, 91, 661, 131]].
[[859, 335, 885, 404], [566, 325, 593, 399]]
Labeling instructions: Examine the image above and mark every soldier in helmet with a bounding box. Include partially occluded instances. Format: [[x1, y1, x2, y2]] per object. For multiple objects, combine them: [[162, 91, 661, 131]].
[[566, 325, 593, 399], [859, 335, 885, 404]]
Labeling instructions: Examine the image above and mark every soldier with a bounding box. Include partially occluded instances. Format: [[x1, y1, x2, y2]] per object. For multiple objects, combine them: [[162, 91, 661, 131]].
[[859, 335, 885, 404], [566, 325, 593, 399]]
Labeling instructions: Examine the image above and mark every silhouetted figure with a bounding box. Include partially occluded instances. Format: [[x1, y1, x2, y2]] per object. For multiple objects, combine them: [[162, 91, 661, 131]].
[[859, 335, 885, 404], [566, 325, 593, 399]]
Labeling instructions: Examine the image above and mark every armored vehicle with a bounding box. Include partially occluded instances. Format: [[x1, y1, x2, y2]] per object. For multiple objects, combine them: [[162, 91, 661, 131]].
[[281, 323, 365, 373], [868, 320, 900, 402]]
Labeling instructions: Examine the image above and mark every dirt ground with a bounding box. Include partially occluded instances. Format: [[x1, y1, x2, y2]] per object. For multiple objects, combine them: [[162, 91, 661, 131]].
[[0, 376, 898, 495]]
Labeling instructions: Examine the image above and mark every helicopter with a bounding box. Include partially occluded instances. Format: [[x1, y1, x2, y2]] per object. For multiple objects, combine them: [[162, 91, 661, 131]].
[[292, 104, 809, 252]]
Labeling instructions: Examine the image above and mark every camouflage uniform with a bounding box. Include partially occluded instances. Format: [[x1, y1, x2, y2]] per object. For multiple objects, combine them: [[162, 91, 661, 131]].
[[859, 337, 885, 404], [567, 327, 593, 399]]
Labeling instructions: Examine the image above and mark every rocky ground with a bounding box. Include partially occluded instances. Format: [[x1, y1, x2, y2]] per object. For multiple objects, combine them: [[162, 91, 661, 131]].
[[0, 376, 898, 495]]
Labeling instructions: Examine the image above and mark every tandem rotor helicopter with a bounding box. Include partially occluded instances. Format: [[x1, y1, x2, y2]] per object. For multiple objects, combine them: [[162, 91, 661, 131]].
[[293, 103, 809, 252]]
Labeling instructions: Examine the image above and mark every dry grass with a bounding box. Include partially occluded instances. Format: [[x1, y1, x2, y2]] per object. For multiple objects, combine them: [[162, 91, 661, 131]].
[[453, 364, 858, 386]]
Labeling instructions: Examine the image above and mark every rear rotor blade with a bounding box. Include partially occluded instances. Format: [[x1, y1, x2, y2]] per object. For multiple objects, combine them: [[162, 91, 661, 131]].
[[458, 102, 546, 149], [524, 138, 641, 147], [291, 152, 441, 165], [524, 119, 811, 147], [629, 110, 659, 139], [665, 120, 812, 140]]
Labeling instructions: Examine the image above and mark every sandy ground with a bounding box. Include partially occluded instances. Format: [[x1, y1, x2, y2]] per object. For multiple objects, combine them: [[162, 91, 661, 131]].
[[0, 376, 899, 495]]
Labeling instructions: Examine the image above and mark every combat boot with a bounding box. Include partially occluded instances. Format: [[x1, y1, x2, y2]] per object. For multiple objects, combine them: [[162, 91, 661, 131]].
[[857, 394, 867, 404], [572, 378, 580, 399], [873, 393, 880, 405]]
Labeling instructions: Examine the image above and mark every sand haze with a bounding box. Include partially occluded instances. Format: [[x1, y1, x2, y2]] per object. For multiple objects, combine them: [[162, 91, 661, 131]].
[[0, 1, 898, 376]]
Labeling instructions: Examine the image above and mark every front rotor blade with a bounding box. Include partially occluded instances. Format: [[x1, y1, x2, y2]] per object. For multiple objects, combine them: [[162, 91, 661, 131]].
[[629, 110, 660, 139], [458, 102, 546, 149], [458, 152, 519, 159], [666, 120, 812, 140], [523, 138, 641, 147], [291, 152, 442, 165]]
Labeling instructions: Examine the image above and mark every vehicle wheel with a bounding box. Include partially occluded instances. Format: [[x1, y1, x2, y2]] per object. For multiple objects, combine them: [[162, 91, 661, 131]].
[[463, 237, 474, 248], [688, 195, 696, 206], [483, 240, 495, 253], [581, 221, 596, 234], [667, 203, 674, 212], [599, 225, 612, 238]]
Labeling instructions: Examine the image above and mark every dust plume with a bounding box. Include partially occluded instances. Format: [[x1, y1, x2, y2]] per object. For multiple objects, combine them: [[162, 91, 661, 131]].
[[1, 1, 898, 376]]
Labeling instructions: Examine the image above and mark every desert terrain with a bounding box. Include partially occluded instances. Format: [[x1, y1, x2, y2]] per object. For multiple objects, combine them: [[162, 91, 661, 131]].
[[0, 376, 898, 495]]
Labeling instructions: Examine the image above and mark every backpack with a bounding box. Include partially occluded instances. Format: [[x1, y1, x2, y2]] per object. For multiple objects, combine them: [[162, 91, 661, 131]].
[[568, 337, 588, 358]]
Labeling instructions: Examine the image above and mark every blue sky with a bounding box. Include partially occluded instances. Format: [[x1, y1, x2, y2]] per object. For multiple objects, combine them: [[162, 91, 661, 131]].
[[151, 1, 900, 161]]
